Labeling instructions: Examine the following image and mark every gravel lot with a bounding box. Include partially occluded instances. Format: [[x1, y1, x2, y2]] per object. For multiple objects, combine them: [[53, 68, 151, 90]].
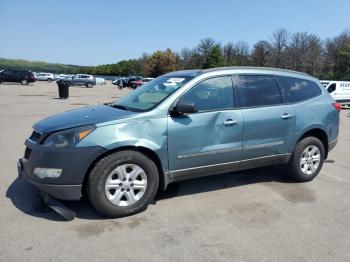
[[1, 81, 350, 262]]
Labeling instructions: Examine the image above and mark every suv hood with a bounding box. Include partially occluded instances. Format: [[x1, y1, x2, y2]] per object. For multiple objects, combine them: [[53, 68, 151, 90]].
[[33, 104, 135, 133]]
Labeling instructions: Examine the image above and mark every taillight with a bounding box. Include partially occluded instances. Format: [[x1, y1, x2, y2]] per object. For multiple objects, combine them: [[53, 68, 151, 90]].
[[332, 102, 341, 111]]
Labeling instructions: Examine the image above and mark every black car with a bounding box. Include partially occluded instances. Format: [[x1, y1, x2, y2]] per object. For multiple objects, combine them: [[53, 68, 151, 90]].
[[113, 77, 128, 88], [0, 69, 36, 85]]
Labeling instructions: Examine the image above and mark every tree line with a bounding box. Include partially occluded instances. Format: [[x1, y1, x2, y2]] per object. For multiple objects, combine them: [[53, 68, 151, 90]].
[[1, 29, 349, 80], [0, 58, 80, 74], [84, 29, 350, 80]]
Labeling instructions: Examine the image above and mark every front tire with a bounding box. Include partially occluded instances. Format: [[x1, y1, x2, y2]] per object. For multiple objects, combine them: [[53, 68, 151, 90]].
[[47, 78, 52, 82], [287, 137, 325, 182], [87, 150, 159, 218]]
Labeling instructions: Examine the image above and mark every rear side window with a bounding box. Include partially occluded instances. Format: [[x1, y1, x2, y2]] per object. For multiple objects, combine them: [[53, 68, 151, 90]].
[[276, 76, 322, 103], [234, 75, 282, 107]]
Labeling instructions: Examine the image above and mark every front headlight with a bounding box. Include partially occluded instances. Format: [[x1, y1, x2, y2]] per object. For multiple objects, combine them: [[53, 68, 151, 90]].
[[42, 125, 96, 148]]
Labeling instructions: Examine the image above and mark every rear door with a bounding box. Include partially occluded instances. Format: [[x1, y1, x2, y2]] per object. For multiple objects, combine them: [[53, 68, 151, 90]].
[[233, 75, 295, 165]]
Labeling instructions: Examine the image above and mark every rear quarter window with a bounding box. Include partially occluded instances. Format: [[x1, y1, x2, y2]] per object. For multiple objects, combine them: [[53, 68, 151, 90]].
[[276, 76, 322, 103]]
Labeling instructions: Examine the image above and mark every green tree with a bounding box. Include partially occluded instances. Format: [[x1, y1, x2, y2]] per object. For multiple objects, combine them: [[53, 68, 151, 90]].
[[336, 43, 350, 80], [203, 44, 225, 68], [147, 48, 178, 77]]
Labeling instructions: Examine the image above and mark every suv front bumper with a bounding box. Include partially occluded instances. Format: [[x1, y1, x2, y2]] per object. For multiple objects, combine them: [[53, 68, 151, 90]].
[[18, 159, 82, 200], [17, 139, 107, 200]]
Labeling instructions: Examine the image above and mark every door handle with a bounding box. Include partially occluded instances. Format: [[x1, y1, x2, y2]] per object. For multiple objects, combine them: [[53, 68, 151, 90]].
[[281, 113, 293, 119], [223, 119, 239, 126]]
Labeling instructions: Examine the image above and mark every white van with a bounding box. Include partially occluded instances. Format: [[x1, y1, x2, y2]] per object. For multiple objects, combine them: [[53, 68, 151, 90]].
[[320, 80, 350, 105]]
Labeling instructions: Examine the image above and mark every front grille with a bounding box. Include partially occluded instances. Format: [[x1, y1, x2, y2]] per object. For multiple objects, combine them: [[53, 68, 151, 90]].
[[29, 130, 42, 143], [24, 147, 32, 159]]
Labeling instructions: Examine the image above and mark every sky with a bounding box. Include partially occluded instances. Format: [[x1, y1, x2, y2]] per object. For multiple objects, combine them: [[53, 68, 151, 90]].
[[0, 0, 349, 66]]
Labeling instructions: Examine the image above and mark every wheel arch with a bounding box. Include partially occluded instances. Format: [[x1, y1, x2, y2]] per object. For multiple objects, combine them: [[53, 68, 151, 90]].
[[296, 127, 329, 158], [82, 145, 168, 196]]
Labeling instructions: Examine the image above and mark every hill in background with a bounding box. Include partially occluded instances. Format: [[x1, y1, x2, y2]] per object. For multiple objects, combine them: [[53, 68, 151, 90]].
[[0, 58, 82, 74]]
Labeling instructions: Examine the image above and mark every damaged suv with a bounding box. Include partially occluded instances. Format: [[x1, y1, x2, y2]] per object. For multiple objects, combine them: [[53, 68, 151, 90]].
[[17, 67, 340, 219]]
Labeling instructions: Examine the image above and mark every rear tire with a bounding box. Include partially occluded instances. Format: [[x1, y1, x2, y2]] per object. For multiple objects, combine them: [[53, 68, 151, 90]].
[[21, 79, 29, 85], [87, 150, 159, 218], [86, 82, 93, 88], [287, 137, 325, 182], [47, 78, 52, 82]]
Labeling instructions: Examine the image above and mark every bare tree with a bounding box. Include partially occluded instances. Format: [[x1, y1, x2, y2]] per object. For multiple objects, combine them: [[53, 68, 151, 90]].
[[223, 42, 236, 65], [233, 41, 250, 66], [270, 29, 288, 68], [251, 40, 271, 67], [304, 34, 323, 76], [286, 32, 310, 71], [178, 47, 193, 69]]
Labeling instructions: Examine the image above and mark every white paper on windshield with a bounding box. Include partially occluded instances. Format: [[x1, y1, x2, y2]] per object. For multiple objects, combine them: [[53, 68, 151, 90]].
[[166, 77, 186, 84]]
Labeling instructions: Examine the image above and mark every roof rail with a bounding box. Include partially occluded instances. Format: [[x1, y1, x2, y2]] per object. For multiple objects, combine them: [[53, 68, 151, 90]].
[[200, 66, 311, 77]]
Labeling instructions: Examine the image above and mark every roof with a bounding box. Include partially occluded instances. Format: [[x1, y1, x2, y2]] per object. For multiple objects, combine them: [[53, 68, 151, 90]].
[[200, 66, 311, 77], [164, 69, 201, 77], [166, 66, 312, 79]]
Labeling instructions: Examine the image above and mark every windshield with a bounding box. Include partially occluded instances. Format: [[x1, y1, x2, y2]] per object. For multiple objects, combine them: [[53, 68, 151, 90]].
[[111, 75, 192, 111]]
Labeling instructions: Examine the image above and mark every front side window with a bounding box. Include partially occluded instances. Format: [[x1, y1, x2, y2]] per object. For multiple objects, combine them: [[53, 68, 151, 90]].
[[276, 76, 322, 103], [112, 75, 192, 111], [234, 75, 282, 107], [179, 76, 234, 112]]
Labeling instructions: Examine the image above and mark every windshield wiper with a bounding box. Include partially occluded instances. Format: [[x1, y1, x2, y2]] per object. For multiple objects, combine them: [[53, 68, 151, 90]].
[[109, 104, 130, 111]]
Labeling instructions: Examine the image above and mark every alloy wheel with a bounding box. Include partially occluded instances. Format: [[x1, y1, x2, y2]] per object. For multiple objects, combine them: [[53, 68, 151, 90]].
[[105, 164, 147, 207], [300, 145, 321, 175]]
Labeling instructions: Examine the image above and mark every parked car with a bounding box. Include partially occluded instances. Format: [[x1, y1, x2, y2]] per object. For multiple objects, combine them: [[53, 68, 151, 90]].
[[127, 76, 143, 89], [95, 77, 105, 85], [321, 80, 350, 106], [0, 69, 36, 85], [54, 74, 68, 80], [112, 78, 119, 85], [17, 67, 340, 219], [35, 72, 55, 82], [57, 74, 96, 88], [142, 77, 154, 84], [113, 77, 128, 87]]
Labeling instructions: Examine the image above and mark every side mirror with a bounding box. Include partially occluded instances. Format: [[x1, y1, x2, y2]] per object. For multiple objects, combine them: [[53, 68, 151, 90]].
[[171, 100, 197, 116]]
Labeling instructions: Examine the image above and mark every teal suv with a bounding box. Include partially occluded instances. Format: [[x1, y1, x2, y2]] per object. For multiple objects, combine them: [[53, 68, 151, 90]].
[[18, 67, 340, 218]]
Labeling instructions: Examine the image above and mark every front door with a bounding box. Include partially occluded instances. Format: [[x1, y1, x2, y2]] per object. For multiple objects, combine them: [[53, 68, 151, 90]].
[[168, 76, 243, 179]]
